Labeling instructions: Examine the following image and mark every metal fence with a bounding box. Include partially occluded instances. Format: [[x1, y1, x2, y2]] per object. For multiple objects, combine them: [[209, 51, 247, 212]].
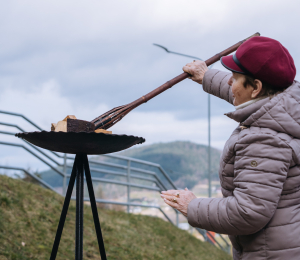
[[0, 110, 231, 253]]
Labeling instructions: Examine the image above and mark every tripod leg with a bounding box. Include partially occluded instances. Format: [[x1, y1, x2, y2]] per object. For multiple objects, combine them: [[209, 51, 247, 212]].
[[76, 154, 84, 260], [50, 155, 78, 260], [83, 154, 107, 260]]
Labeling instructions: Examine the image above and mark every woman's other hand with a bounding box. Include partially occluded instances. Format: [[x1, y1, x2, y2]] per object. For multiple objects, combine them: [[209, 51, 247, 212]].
[[182, 60, 208, 84], [161, 188, 197, 217]]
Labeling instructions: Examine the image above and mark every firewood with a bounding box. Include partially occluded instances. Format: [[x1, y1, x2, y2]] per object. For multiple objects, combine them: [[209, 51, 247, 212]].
[[63, 115, 77, 121], [95, 129, 112, 134], [51, 115, 95, 133], [53, 120, 67, 132], [51, 123, 57, 131]]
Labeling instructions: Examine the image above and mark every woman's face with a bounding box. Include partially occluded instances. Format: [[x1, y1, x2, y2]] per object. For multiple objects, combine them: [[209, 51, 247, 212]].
[[228, 72, 254, 106]]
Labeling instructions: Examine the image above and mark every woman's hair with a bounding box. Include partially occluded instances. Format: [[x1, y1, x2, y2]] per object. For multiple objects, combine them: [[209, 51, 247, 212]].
[[243, 75, 286, 98]]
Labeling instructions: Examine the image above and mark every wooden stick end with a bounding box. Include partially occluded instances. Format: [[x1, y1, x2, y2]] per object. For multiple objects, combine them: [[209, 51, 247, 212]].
[[245, 32, 261, 41]]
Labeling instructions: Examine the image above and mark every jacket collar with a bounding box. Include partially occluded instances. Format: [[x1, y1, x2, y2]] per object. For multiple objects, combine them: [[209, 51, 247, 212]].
[[225, 97, 270, 124], [225, 82, 298, 125], [225, 81, 300, 139]]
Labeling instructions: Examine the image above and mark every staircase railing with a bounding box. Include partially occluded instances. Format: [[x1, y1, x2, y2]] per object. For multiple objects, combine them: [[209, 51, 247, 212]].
[[0, 110, 231, 253]]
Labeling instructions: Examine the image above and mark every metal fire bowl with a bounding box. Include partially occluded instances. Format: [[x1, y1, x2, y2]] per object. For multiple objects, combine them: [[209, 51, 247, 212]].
[[15, 131, 145, 155]]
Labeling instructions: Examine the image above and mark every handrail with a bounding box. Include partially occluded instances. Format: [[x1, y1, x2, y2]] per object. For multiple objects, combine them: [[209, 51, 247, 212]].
[[0, 124, 61, 164], [0, 141, 64, 177], [0, 165, 174, 225], [0, 165, 56, 191], [0, 130, 16, 136], [0, 110, 43, 131], [0, 144, 229, 252], [0, 128, 169, 191], [0, 111, 230, 253], [217, 232, 231, 249], [207, 231, 225, 251], [0, 109, 170, 170], [0, 125, 63, 162], [0, 122, 26, 132], [80, 197, 174, 224], [102, 153, 162, 167], [1, 126, 170, 190], [158, 166, 177, 189], [85, 166, 162, 188], [65, 174, 161, 191]]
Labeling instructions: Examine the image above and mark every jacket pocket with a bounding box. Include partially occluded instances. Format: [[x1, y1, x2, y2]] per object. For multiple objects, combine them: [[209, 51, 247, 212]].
[[238, 229, 265, 253]]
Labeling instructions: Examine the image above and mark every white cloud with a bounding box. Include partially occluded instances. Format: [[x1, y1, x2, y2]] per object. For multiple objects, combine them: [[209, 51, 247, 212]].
[[0, 82, 237, 175], [0, 79, 109, 129], [0, 0, 298, 172], [111, 110, 237, 149], [0, 82, 236, 148]]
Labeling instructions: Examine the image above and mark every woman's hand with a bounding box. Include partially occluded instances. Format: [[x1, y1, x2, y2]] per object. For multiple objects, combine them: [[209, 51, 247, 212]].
[[161, 188, 197, 217], [182, 60, 208, 84]]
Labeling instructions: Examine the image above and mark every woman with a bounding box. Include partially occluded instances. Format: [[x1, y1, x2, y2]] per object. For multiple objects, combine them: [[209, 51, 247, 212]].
[[161, 36, 300, 260]]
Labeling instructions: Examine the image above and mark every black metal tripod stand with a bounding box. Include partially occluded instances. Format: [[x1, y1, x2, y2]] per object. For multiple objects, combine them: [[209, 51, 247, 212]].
[[50, 153, 107, 260], [16, 130, 145, 260]]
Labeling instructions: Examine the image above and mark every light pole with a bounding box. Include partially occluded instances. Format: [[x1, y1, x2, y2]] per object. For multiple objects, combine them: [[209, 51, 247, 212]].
[[153, 43, 212, 197]]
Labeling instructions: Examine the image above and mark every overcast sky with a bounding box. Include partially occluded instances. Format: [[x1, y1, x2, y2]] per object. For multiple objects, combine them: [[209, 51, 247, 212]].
[[0, 0, 299, 170]]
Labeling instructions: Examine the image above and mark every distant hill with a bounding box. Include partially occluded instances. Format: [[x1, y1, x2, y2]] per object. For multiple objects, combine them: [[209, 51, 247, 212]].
[[0, 175, 231, 260], [38, 141, 221, 190], [117, 141, 221, 189]]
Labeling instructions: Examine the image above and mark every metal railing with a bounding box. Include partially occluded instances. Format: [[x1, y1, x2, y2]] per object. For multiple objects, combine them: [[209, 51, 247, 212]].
[[0, 110, 231, 253]]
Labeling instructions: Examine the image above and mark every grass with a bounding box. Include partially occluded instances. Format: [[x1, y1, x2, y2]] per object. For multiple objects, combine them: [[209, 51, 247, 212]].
[[0, 175, 231, 260]]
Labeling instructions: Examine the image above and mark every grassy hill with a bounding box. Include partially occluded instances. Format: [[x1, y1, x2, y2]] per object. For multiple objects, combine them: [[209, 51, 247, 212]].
[[0, 175, 231, 260], [117, 141, 221, 189]]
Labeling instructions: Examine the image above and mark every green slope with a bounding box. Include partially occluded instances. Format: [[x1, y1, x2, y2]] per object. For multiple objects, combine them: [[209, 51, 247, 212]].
[[0, 175, 231, 260], [117, 141, 221, 189]]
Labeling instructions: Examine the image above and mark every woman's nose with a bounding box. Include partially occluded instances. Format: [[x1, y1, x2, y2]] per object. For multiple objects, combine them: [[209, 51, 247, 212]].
[[228, 76, 233, 86]]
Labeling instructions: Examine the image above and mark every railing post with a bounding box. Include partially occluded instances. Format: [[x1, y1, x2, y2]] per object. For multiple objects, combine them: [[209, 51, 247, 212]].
[[204, 230, 215, 245], [63, 153, 67, 195], [127, 160, 131, 213]]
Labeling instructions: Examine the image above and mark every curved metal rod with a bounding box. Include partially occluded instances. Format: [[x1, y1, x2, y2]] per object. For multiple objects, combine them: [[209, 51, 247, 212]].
[[153, 43, 203, 60], [0, 110, 43, 131], [0, 165, 55, 190], [0, 141, 64, 177]]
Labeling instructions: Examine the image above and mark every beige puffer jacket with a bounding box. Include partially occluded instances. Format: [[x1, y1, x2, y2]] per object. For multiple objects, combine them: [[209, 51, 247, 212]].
[[187, 69, 300, 260]]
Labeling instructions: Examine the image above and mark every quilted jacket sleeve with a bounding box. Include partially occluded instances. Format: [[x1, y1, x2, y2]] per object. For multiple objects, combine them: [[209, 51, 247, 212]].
[[187, 132, 292, 235], [202, 69, 234, 104]]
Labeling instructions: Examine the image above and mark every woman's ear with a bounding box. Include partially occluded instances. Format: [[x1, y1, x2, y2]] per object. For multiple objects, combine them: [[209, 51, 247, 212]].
[[251, 79, 263, 98]]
